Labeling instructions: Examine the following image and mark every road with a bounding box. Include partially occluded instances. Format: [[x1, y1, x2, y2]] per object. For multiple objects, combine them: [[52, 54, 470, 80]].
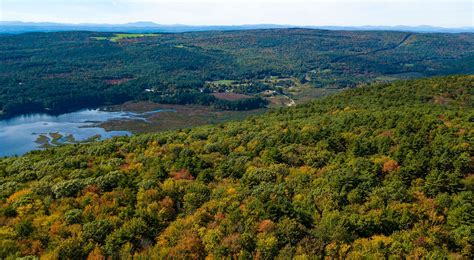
[[332, 33, 413, 62]]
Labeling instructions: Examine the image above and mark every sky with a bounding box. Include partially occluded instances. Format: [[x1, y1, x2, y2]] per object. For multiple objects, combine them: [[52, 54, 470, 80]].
[[1, 0, 473, 27]]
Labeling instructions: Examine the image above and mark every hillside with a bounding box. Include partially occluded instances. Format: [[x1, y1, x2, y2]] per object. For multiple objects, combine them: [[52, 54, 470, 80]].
[[1, 29, 473, 118], [0, 75, 472, 258]]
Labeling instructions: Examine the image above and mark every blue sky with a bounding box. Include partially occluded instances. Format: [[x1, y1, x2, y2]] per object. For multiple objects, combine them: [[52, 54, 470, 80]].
[[1, 0, 472, 27]]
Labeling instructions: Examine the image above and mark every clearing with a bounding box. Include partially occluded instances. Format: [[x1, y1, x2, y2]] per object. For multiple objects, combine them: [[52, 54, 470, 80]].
[[91, 33, 161, 42], [212, 92, 253, 101]]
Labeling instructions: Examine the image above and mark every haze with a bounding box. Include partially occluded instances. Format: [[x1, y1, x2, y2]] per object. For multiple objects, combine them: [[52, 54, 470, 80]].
[[1, 0, 472, 28]]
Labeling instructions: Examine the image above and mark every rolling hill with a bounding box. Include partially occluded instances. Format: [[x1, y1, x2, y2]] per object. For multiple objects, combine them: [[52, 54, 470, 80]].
[[0, 75, 472, 258], [0, 29, 473, 118]]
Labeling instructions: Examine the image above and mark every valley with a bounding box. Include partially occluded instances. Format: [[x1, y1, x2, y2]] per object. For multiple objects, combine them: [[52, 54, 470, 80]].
[[1, 29, 472, 120]]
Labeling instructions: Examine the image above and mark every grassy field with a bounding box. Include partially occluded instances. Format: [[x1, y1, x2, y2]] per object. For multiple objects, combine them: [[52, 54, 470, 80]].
[[258, 76, 343, 105], [91, 33, 160, 42], [209, 80, 236, 86], [266, 95, 294, 107], [212, 92, 253, 101], [289, 85, 342, 104]]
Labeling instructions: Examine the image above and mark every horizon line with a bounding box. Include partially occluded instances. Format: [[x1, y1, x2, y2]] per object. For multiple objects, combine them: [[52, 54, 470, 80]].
[[1, 21, 473, 29]]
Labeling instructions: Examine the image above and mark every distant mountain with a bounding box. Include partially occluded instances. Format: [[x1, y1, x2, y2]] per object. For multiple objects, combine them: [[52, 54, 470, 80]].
[[0, 21, 288, 33], [1, 21, 472, 34], [125, 21, 164, 27], [316, 25, 474, 33]]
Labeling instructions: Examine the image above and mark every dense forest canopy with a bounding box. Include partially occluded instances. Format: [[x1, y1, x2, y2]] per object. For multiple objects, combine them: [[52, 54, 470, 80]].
[[0, 76, 472, 258], [0, 29, 473, 117]]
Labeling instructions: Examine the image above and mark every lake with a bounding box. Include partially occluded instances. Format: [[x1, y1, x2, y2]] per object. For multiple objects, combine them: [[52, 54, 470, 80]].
[[0, 109, 162, 157]]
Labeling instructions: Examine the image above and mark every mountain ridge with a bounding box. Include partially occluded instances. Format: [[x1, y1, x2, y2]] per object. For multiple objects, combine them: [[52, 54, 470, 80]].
[[1, 21, 473, 34]]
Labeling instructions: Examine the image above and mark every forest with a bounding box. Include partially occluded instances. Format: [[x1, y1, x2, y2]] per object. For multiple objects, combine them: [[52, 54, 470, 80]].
[[0, 29, 473, 118], [0, 75, 472, 258]]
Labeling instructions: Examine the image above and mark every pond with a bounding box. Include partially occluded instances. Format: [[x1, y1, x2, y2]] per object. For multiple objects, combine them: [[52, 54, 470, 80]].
[[0, 109, 163, 157]]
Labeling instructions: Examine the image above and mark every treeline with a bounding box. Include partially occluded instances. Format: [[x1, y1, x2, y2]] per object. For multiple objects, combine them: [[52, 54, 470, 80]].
[[0, 76, 472, 258], [148, 92, 268, 110]]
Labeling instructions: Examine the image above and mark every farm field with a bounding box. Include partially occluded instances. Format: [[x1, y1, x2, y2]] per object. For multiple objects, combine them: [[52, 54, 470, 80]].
[[91, 33, 161, 42]]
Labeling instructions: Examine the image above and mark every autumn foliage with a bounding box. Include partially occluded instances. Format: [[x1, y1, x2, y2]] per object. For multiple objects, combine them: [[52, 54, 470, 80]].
[[0, 76, 472, 258]]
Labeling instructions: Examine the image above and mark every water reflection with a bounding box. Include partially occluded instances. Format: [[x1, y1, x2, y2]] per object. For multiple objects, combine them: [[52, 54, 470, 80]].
[[0, 109, 161, 157]]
